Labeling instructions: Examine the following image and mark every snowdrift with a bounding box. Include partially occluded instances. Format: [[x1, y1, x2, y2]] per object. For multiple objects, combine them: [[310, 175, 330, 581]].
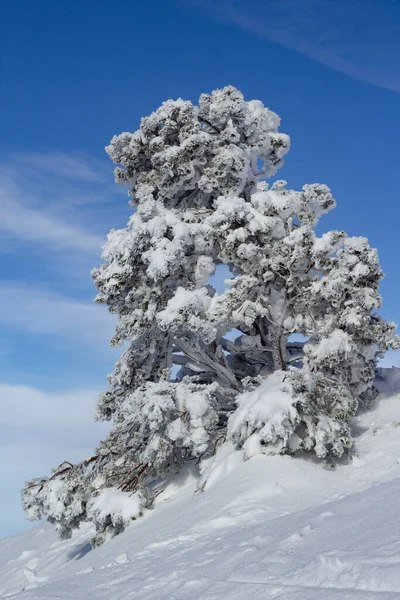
[[1, 369, 400, 599]]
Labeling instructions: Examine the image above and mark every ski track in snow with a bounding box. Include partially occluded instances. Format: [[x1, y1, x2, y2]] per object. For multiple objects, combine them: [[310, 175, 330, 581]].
[[2, 379, 400, 599]]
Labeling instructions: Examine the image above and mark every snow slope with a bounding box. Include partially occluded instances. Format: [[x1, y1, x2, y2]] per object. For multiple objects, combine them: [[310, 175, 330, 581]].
[[2, 369, 400, 599]]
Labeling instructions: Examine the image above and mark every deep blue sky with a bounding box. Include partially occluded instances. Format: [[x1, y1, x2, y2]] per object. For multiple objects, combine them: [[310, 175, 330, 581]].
[[1, 0, 399, 536]]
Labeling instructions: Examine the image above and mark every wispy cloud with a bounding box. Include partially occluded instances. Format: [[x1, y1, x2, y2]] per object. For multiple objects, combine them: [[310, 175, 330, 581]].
[[191, 0, 400, 94], [0, 180, 104, 252], [0, 152, 120, 254], [15, 152, 109, 183], [0, 284, 116, 347]]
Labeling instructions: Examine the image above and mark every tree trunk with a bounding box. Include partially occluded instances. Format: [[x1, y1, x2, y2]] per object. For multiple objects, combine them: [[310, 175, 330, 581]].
[[272, 329, 287, 371]]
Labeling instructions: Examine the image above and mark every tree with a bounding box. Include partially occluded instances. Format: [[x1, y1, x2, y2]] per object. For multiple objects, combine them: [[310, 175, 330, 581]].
[[22, 86, 399, 544], [93, 86, 291, 416]]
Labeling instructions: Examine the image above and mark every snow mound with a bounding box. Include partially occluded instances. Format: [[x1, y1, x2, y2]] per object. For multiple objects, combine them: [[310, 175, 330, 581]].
[[228, 371, 300, 457], [1, 374, 400, 599]]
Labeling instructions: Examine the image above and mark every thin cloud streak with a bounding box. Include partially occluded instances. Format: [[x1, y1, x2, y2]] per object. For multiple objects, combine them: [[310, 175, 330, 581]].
[[0, 152, 114, 253], [191, 0, 400, 95], [0, 284, 116, 347], [0, 183, 104, 252], [14, 152, 109, 183]]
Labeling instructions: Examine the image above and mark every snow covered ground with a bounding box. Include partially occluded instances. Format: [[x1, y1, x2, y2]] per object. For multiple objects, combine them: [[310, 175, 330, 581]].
[[2, 369, 400, 599]]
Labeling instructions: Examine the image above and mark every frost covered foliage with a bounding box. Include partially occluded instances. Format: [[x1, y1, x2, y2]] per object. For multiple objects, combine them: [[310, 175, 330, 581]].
[[93, 85, 290, 416], [21, 460, 149, 544], [22, 86, 399, 543], [22, 463, 88, 540], [96, 380, 223, 486], [22, 380, 226, 544], [202, 182, 399, 458], [228, 372, 300, 457], [107, 85, 289, 208]]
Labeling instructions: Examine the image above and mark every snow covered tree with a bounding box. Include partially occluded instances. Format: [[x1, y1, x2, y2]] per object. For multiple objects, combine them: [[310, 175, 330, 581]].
[[204, 180, 399, 458], [93, 85, 291, 418], [21, 462, 88, 541], [202, 179, 339, 374], [287, 236, 399, 458], [22, 85, 399, 543]]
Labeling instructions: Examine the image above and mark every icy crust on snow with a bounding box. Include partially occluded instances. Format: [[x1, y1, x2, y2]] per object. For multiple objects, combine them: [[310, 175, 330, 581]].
[[2, 375, 400, 599]]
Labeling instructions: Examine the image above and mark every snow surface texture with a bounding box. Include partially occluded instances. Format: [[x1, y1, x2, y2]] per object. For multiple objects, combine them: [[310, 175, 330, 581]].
[[2, 369, 400, 599]]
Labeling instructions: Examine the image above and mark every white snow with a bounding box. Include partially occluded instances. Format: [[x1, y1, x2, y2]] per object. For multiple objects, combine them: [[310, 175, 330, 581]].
[[2, 373, 400, 599], [90, 488, 144, 527], [307, 329, 353, 362], [228, 371, 300, 457]]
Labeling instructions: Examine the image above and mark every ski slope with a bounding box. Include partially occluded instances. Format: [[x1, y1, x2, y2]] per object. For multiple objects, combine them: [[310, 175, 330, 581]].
[[1, 369, 400, 599]]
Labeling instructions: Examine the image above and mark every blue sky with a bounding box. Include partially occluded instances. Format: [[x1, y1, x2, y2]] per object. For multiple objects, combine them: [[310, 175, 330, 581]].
[[1, 0, 400, 536]]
